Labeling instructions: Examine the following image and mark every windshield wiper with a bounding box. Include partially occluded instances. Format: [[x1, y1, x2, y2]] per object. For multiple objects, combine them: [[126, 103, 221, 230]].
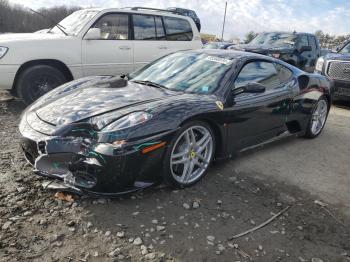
[[131, 80, 168, 90], [29, 8, 68, 36]]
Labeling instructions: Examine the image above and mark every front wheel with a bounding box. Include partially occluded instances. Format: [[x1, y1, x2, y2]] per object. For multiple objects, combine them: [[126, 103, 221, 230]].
[[16, 65, 67, 105], [303, 96, 329, 138], [162, 121, 215, 188]]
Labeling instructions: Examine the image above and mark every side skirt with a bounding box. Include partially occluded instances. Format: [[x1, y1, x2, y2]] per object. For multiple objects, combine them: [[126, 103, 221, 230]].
[[238, 131, 296, 153]]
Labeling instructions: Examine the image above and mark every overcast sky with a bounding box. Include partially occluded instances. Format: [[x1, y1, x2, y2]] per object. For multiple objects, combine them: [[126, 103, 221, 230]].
[[8, 0, 350, 39]]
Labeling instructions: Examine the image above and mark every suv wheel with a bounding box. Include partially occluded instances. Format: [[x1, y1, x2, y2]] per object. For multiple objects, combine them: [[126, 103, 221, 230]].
[[16, 65, 67, 105]]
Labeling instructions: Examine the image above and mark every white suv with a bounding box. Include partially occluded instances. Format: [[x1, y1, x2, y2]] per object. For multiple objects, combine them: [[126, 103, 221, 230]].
[[0, 7, 202, 104]]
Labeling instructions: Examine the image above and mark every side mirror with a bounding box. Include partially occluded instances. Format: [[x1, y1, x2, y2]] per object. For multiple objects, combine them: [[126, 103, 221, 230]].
[[232, 82, 266, 96], [84, 28, 101, 40], [299, 46, 312, 53]]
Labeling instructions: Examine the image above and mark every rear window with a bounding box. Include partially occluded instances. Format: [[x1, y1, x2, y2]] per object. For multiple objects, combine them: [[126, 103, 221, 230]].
[[133, 15, 157, 40], [163, 17, 193, 41]]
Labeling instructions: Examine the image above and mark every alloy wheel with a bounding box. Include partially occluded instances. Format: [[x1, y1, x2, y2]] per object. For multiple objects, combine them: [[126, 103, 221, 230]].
[[170, 125, 214, 185], [311, 99, 328, 135]]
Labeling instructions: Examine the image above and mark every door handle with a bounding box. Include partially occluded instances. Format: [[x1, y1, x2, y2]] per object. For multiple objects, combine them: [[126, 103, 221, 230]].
[[158, 46, 168, 49], [119, 46, 131, 50]]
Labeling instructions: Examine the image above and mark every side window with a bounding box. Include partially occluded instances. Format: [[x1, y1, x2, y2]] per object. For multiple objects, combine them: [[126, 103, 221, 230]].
[[92, 13, 129, 40], [133, 14, 156, 40], [275, 63, 293, 83], [308, 36, 317, 51], [298, 35, 309, 48], [163, 17, 193, 41], [155, 16, 166, 40], [235, 61, 280, 91]]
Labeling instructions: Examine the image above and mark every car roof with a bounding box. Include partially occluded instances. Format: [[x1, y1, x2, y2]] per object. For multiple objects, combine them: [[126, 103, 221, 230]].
[[83, 7, 193, 20], [182, 49, 303, 73], [258, 31, 315, 36], [186, 49, 272, 59]]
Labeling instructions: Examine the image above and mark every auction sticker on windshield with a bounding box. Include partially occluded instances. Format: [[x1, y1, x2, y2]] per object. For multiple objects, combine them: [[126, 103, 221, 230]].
[[205, 56, 232, 65]]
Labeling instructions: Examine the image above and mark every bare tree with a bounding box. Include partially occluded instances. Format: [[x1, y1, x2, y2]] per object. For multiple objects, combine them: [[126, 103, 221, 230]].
[[0, 0, 80, 33]]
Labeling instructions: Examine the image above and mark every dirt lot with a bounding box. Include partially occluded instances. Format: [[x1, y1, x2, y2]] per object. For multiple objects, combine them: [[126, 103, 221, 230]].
[[0, 96, 350, 262]]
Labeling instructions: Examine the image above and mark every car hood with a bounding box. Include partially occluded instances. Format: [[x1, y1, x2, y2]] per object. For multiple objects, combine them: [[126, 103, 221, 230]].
[[324, 52, 350, 61], [0, 32, 69, 43], [33, 79, 182, 126], [233, 44, 294, 54]]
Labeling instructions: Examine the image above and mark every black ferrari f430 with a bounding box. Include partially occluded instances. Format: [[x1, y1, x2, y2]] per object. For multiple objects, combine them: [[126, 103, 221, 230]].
[[19, 50, 333, 196]]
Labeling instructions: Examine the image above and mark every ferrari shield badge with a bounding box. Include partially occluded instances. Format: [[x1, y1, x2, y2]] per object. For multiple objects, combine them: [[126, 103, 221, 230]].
[[216, 101, 224, 110]]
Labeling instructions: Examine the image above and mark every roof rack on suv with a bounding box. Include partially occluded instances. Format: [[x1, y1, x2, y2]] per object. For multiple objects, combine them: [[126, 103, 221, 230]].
[[129, 7, 174, 13]]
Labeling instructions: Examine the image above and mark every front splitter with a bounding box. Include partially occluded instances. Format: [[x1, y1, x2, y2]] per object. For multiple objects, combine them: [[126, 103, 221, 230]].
[[41, 179, 155, 197]]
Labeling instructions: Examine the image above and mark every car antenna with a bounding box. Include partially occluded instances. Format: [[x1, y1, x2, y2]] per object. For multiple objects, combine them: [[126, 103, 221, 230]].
[[29, 8, 68, 36]]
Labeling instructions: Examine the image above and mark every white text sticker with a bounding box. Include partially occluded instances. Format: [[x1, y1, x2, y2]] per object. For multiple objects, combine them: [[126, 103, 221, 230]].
[[206, 56, 232, 65]]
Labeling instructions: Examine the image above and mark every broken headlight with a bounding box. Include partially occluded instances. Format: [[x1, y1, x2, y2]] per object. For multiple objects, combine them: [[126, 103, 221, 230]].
[[94, 112, 152, 132]]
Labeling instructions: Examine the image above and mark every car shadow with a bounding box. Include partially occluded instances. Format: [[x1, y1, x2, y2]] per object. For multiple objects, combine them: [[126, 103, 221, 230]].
[[81, 133, 349, 261]]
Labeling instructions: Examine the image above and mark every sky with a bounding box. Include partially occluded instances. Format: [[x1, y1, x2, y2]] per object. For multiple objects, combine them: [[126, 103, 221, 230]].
[[8, 0, 350, 39]]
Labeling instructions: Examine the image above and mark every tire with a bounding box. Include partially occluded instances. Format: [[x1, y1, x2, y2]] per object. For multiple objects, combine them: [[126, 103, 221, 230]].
[[303, 96, 329, 138], [16, 65, 67, 105], [162, 121, 215, 188]]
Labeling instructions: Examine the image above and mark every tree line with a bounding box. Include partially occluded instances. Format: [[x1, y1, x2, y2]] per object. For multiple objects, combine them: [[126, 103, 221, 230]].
[[0, 0, 80, 33]]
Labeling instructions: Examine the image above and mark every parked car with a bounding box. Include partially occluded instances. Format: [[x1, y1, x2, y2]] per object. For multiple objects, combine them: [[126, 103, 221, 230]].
[[19, 50, 332, 195], [315, 40, 350, 100], [230, 32, 321, 72], [0, 7, 202, 104], [203, 42, 235, 49], [167, 7, 201, 32]]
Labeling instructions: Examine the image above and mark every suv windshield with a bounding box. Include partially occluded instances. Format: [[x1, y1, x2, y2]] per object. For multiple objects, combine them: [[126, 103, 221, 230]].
[[250, 32, 297, 46], [339, 42, 350, 54], [130, 52, 233, 94], [49, 10, 99, 36]]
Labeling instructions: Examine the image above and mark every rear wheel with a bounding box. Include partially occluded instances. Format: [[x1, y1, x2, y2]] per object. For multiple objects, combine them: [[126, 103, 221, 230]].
[[303, 96, 329, 138], [16, 65, 67, 105], [162, 121, 215, 188]]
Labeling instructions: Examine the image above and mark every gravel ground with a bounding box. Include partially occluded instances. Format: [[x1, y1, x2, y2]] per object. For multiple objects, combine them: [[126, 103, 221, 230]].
[[0, 96, 350, 262]]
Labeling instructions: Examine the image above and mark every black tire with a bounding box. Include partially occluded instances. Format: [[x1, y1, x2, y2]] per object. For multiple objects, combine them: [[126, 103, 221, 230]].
[[16, 65, 67, 105], [303, 96, 329, 139], [162, 120, 216, 188]]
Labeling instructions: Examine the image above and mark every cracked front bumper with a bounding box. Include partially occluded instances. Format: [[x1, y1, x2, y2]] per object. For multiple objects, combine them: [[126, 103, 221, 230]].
[[19, 117, 171, 195]]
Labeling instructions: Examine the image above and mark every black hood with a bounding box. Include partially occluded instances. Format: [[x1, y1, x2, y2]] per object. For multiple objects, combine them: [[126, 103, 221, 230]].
[[233, 43, 294, 55], [33, 79, 181, 126], [324, 52, 350, 61]]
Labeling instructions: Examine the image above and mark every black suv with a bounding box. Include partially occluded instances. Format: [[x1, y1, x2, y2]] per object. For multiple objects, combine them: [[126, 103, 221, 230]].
[[167, 7, 201, 32], [231, 32, 321, 72], [315, 40, 350, 100]]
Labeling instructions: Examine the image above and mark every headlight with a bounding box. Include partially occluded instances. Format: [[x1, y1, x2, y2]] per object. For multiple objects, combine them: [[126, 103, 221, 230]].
[[315, 57, 324, 72], [96, 111, 152, 132], [0, 46, 8, 59]]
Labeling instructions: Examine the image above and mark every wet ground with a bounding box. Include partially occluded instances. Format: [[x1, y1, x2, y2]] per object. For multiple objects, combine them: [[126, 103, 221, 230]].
[[0, 96, 349, 262]]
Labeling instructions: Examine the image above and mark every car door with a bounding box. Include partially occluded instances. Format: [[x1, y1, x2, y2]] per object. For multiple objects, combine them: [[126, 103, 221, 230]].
[[132, 14, 169, 71], [81, 13, 134, 76], [162, 16, 200, 54], [227, 60, 293, 151], [308, 35, 319, 71], [297, 34, 313, 72]]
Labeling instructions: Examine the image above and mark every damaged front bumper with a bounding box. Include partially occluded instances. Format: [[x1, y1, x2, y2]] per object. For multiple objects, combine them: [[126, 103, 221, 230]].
[[19, 117, 172, 196]]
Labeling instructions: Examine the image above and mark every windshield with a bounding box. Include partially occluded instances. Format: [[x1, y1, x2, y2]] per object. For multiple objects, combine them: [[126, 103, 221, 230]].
[[250, 32, 297, 46], [339, 42, 350, 54], [129, 52, 234, 94], [50, 10, 99, 35]]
